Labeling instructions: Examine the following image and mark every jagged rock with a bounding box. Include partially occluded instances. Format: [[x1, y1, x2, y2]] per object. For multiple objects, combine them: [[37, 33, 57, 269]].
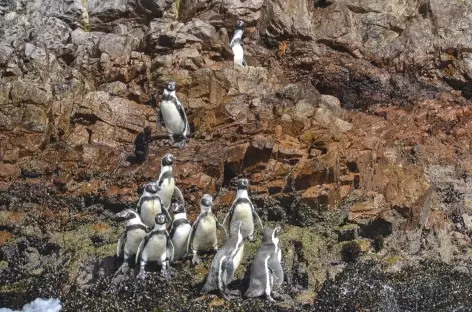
[[87, 0, 173, 24], [222, 0, 264, 25], [180, 19, 218, 45], [260, 0, 314, 40], [98, 33, 139, 58]]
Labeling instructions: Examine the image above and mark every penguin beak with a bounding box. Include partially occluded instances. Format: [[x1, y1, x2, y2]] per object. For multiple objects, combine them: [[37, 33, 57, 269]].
[[115, 210, 132, 220], [274, 226, 281, 236], [149, 184, 158, 193]]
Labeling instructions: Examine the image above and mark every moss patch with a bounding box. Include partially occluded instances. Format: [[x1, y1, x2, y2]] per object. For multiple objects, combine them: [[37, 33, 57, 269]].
[[48, 222, 120, 283], [280, 225, 331, 291]]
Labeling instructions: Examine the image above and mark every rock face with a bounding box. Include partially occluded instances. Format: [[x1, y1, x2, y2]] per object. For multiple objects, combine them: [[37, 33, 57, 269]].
[[1, 0, 472, 310]]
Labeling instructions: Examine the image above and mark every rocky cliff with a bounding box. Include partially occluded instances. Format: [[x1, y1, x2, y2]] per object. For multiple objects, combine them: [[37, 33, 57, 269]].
[[1, 0, 472, 310]]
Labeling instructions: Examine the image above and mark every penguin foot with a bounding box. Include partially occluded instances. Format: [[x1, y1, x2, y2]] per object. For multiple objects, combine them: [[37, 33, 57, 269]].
[[161, 270, 172, 280], [248, 235, 255, 242], [178, 139, 186, 149], [266, 295, 276, 302], [225, 289, 240, 296], [220, 291, 232, 301], [137, 271, 147, 280], [116, 263, 129, 274], [192, 254, 202, 265]]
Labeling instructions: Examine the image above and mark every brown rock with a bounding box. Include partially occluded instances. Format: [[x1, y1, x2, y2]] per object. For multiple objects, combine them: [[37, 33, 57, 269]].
[[0, 163, 19, 181]]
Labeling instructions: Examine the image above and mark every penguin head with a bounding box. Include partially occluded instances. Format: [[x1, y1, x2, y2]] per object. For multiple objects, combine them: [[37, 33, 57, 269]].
[[262, 226, 280, 246], [172, 202, 186, 214], [200, 194, 213, 212], [235, 19, 244, 29], [161, 153, 175, 167], [165, 80, 176, 92], [229, 220, 243, 238], [144, 182, 159, 194], [237, 178, 249, 190], [155, 213, 167, 225], [116, 209, 139, 221]]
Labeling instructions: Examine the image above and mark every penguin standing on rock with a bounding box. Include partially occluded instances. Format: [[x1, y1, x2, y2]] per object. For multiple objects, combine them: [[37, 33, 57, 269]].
[[229, 20, 247, 69], [200, 221, 245, 301], [231, 38, 246, 69], [157, 80, 190, 149], [137, 181, 171, 228], [115, 209, 148, 272], [245, 226, 284, 302], [223, 178, 263, 241], [136, 213, 174, 280], [229, 20, 245, 47], [169, 202, 192, 261], [187, 194, 228, 265], [156, 153, 185, 210]]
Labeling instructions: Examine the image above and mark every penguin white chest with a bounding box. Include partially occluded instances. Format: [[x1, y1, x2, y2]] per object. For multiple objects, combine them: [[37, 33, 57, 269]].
[[126, 229, 146, 255], [232, 44, 244, 66], [140, 200, 162, 227], [159, 179, 175, 209], [232, 243, 245, 272], [143, 235, 167, 263], [193, 217, 217, 250], [160, 100, 185, 134], [232, 203, 254, 237], [172, 224, 192, 259]]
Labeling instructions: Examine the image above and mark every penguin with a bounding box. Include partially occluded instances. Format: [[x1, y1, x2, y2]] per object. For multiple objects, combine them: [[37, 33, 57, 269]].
[[136, 213, 174, 280], [231, 38, 247, 69], [223, 178, 263, 241], [187, 194, 228, 265], [115, 209, 148, 272], [157, 80, 190, 149], [169, 202, 192, 261], [244, 226, 284, 302], [156, 153, 185, 210], [229, 19, 245, 47], [137, 181, 171, 228], [200, 220, 245, 301]]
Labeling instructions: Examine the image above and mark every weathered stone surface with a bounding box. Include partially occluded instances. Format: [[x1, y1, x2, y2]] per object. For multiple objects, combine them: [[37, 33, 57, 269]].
[[1, 0, 472, 310]]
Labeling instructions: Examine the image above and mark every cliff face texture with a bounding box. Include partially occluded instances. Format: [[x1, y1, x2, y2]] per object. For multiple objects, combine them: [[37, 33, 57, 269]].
[[1, 0, 472, 310]]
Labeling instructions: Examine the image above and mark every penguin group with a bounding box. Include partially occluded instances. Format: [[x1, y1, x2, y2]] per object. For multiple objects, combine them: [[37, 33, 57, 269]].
[[114, 19, 281, 302], [115, 159, 283, 302]]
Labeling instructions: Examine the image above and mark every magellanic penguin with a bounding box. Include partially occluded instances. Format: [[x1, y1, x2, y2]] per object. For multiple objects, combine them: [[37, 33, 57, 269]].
[[223, 178, 263, 241], [169, 202, 192, 261], [231, 38, 247, 69], [156, 153, 185, 210], [229, 19, 245, 47], [115, 209, 148, 272], [187, 194, 228, 265], [136, 213, 174, 280], [137, 181, 171, 228], [157, 80, 191, 149], [200, 220, 245, 301], [245, 226, 284, 302]]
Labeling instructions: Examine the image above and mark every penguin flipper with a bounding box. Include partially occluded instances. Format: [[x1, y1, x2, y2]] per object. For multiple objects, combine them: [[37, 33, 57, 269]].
[[157, 100, 164, 131], [172, 186, 185, 206], [136, 197, 143, 214], [116, 231, 126, 258], [166, 232, 174, 262], [268, 254, 284, 286], [173, 97, 190, 137], [135, 235, 147, 264], [216, 217, 228, 242], [162, 206, 172, 225], [187, 215, 200, 254], [250, 202, 264, 232]]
